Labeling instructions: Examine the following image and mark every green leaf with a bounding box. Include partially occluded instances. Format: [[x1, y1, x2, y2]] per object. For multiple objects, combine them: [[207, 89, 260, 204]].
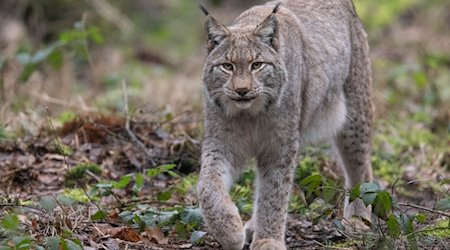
[[349, 183, 361, 203], [180, 207, 203, 227], [95, 183, 113, 189], [48, 50, 64, 69], [360, 182, 381, 193], [40, 195, 58, 212], [397, 212, 414, 234], [387, 214, 401, 238], [300, 174, 322, 186], [146, 164, 176, 178], [19, 64, 37, 82], [91, 210, 108, 221], [174, 222, 189, 238], [61, 239, 83, 250], [12, 236, 34, 249], [321, 180, 337, 202], [416, 213, 426, 223], [160, 164, 176, 171], [31, 46, 56, 64], [300, 174, 322, 198], [190, 231, 207, 245], [373, 191, 392, 220], [44, 236, 61, 250], [360, 182, 381, 206], [113, 175, 132, 189], [1, 214, 19, 230], [133, 173, 145, 192], [167, 170, 181, 178], [436, 197, 450, 211], [157, 191, 172, 201]]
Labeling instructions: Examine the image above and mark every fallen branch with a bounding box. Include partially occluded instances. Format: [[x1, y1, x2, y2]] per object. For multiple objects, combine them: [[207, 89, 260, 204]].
[[398, 202, 450, 218]]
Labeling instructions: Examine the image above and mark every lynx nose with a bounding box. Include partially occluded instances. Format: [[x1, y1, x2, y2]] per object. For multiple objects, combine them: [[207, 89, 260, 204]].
[[235, 88, 250, 96]]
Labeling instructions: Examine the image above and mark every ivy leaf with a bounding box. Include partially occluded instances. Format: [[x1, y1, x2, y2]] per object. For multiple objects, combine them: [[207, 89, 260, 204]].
[[436, 197, 450, 211]]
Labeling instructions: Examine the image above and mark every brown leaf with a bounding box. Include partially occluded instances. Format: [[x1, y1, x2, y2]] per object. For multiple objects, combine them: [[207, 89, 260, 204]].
[[107, 209, 120, 223], [119, 227, 141, 242], [103, 226, 141, 242], [146, 227, 168, 245]]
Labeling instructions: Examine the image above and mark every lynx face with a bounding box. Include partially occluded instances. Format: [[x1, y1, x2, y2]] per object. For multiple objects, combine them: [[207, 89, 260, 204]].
[[202, 12, 286, 116]]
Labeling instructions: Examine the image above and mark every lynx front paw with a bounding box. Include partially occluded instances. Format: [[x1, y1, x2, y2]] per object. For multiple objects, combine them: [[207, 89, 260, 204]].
[[244, 219, 254, 245], [218, 229, 245, 250], [250, 239, 286, 250]]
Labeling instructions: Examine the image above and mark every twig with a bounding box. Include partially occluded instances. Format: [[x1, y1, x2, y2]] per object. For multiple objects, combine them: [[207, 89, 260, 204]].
[[398, 202, 450, 218], [45, 107, 70, 174], [0, 203, 46, 213], [29, 91, 97, 112], [122, 80, 153, 166]]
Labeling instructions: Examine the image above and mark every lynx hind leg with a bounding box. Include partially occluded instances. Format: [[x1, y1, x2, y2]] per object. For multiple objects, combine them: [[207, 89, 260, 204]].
[[197, 157, 244, 250], [334, 130, 372, 220], [336, 17, 374, 226]]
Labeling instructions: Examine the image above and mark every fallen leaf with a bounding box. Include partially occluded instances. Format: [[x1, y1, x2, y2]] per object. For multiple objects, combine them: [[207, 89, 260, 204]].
[[103, 226, 141, 242], [146, 227, 168, 245], [179, 243, 193, 248]]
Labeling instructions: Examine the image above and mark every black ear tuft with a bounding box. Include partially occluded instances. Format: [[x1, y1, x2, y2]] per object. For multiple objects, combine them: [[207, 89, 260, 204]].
[[253, 4, 281, 50], [272, 2, 282, 14], [204, 16, 229, 53], [199, 4, 209, 16]]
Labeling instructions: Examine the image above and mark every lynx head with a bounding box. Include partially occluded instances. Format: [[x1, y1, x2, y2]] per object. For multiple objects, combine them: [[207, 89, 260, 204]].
[[201, 3, 287, 117]]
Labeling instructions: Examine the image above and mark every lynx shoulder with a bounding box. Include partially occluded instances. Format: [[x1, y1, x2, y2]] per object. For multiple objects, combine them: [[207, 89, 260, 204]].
[[197, 0, 373, 249]]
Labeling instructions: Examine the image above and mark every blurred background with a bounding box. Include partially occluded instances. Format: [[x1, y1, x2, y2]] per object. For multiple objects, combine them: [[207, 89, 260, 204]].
[[0, 0, 449, 138]]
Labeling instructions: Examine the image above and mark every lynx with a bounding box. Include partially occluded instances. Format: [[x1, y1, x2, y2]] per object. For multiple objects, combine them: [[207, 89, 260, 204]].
[[197, 0, 373, 249]]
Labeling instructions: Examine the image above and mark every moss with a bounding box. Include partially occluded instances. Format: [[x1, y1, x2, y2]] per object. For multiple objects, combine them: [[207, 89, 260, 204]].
[[420, 219, 450, 238]]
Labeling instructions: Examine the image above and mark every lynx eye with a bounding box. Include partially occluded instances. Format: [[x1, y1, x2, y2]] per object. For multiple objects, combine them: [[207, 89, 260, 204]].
[[251, 62, 264, 71], [220, 63, 234, 71]]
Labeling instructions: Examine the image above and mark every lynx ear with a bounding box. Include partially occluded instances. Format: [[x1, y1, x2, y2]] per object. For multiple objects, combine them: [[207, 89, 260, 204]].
[[253, 3, 281, 50], [200, 5, 230, 52]]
